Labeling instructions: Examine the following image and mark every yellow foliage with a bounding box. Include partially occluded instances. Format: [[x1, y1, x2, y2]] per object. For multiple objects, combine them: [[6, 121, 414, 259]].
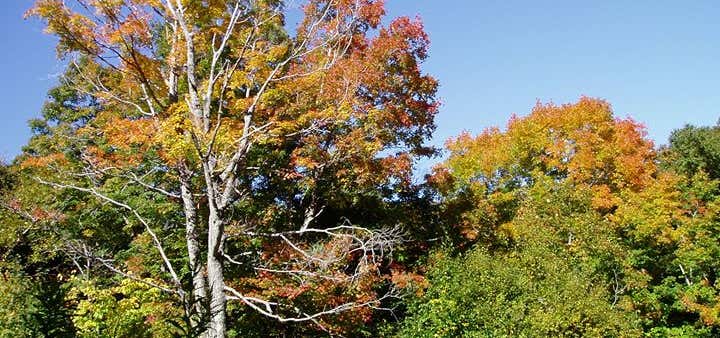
[[155, 103, 196, 162]]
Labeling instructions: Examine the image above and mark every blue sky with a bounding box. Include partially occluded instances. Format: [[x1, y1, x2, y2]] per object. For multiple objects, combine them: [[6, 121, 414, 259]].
[[3, 1, 720, 172]]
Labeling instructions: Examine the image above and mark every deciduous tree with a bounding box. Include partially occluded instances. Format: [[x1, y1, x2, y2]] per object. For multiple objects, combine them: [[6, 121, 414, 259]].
[[23, 0, 438, 336]]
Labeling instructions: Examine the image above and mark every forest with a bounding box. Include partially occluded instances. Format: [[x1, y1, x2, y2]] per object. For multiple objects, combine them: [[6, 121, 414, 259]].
[[1, 0, 719, 337]]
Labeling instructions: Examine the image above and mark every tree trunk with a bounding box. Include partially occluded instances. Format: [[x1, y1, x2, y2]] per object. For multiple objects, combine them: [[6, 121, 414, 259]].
[[206, 208, 226, 337], [179, 172, 207, 324]]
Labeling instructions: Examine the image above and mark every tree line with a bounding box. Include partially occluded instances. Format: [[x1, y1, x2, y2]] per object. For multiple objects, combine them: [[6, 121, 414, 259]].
[[1, 0, 719, 337]]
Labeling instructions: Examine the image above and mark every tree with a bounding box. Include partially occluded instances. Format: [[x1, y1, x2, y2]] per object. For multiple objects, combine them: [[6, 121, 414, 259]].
[[403, 98, 720, 336], [0, 162, 76, 337], [398, 178, 642, 337], [24, 0, 438, 336], [617, 123, 720, 336], [432, 97, 655, 246], [0, 164, 43, 337], [661, 123, 720, 180]]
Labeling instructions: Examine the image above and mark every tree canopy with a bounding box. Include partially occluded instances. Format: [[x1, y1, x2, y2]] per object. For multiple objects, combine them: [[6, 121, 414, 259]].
[[3, 1, 720, 337]]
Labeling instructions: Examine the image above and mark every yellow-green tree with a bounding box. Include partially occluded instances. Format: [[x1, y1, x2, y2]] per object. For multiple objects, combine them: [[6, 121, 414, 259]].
[[406, 98, 720, 336]]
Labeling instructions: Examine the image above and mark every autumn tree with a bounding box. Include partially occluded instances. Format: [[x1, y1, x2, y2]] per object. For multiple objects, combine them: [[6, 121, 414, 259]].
[[23, 0, 438, 336], [402, 98, 720, 336], [399, 98, 663, 336], [432, 97, 655, 245], [619, 122, 720, 336]]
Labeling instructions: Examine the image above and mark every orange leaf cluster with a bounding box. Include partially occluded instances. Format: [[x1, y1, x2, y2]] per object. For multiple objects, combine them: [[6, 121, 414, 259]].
[[443, 97, 656, 210]]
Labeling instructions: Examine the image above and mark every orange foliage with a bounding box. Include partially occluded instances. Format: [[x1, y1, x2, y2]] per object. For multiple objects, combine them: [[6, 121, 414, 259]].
[[20, 152, 68, 169], [231, 238, 384, 335], [443, 97, 656, 210]]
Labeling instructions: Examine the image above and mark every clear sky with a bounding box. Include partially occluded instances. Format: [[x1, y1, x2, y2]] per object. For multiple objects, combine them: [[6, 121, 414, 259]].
[[3, 1, 720, 172]]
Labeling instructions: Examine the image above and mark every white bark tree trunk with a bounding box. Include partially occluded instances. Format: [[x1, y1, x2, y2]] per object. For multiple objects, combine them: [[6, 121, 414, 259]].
[[179, 170, 207, 322], [206, 210, 226, 337]]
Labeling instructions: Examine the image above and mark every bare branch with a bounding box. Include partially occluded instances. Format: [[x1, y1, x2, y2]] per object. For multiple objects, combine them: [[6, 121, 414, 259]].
[[35, 178, 183, 289], [224, 284, 400, 323]]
